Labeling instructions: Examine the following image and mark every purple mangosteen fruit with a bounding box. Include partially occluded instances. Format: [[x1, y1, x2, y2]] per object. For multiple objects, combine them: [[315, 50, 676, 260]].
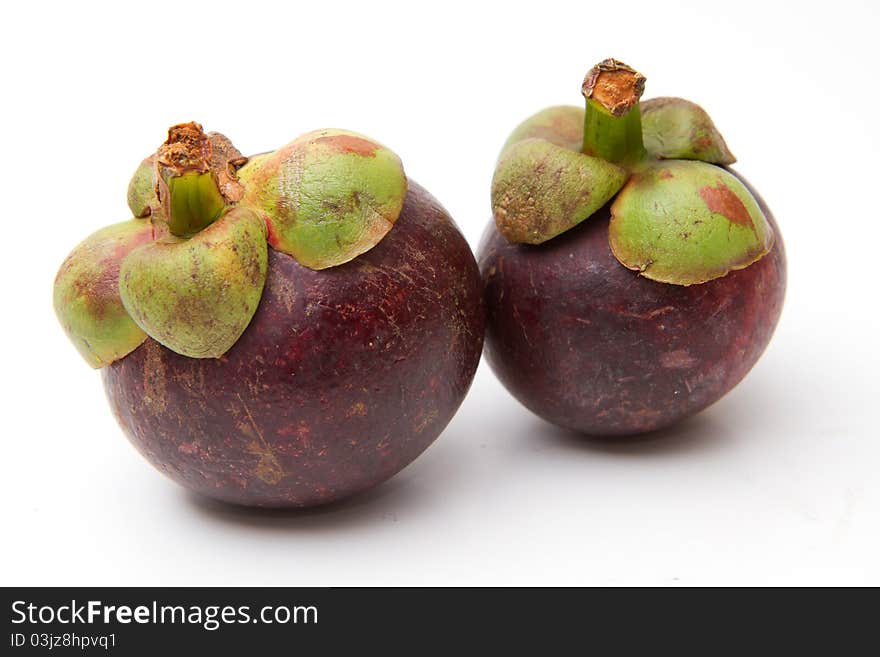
[[479, 59, 786, 436], [55, 122, 484, 507]]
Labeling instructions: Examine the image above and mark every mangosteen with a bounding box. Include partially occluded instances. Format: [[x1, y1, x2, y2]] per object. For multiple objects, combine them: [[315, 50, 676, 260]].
[[480, 59, 786, 436], [55, 122, 484, 507]]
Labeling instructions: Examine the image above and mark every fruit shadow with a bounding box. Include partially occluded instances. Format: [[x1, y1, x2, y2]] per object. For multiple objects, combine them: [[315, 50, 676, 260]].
[[181, 469, 436, 532], [523, 407, 732, 457], [180, 379, 774, 529], [519, 361, 798, 457]]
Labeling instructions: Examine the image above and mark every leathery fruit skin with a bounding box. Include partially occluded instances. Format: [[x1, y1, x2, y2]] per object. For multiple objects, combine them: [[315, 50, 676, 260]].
[[103, 181, 484, 507], [478, 175, 785, 436]]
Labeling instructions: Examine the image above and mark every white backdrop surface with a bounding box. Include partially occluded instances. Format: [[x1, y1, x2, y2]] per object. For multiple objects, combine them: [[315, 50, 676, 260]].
[[1, 0, 877, 585]]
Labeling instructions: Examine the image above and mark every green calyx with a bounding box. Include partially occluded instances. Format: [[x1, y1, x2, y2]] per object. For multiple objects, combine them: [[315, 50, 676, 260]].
[[238, 128, 407, 270], [55, 122, 407, 367], [491, 58, 774, 285]]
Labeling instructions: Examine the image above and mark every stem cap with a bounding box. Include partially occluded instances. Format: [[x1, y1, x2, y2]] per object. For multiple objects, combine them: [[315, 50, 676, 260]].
[[582, 59, 646, 117]]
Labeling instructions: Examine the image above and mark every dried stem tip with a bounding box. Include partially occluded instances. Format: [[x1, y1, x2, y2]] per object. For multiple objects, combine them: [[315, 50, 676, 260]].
[[158, 122, 213, 174], [156, 122, 246, 202], [582, 59, 646, 117]]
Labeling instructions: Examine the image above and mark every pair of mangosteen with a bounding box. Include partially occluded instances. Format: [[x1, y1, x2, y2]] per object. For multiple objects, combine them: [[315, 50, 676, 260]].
[[54, 59, 785, 508]]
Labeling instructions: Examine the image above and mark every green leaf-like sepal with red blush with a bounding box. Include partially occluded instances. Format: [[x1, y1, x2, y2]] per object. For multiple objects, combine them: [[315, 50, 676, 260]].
[[610, 161, 773, 284], [53, 219, 154, 367], [237, 129, 406, 270]]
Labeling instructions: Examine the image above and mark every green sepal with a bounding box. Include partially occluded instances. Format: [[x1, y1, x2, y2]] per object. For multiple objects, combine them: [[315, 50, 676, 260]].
[[119, 206, 268, 358], [492, 138, 627, 244], [53, 219, 154, 368], [500, 106, 585, 155], [127, 156, 155, 218], [641, 97, 735, 165], [239, 129, 406, 270], [609, 161, 773, 285]]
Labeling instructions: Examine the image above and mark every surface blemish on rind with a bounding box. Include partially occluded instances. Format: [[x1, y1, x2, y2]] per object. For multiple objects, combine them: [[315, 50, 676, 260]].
[[698, 182, 755, 231]]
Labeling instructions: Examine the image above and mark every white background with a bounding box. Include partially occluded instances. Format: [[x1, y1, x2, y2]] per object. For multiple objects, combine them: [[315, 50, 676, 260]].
[[2, 0, 878, 586]]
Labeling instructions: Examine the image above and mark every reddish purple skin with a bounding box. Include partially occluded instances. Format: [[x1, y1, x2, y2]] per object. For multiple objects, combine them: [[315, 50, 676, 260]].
[[478, 175, 786, 436], [103, 181, 484, 507]]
